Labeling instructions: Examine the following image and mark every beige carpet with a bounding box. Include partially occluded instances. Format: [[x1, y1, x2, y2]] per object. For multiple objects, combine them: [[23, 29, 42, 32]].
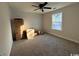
[[10, 34, 79, 56]]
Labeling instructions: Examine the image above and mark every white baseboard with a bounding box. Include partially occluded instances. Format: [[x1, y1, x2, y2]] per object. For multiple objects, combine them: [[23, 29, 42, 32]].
[[47, 32, 79, 44]]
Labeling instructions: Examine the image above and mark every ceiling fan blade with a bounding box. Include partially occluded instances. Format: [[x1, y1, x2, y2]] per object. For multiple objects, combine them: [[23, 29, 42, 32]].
[[32, 5, 38, 7], [34, 9, 39, 11], [42, 2, 48, 7], [44, 7, 51, 9]]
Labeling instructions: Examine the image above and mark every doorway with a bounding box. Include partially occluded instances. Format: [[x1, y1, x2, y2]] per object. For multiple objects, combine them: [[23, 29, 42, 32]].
[[10, 18, 24, 41]]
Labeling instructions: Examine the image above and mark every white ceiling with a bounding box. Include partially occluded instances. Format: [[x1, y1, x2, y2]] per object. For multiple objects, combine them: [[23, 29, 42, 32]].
[[8, 2, 75, 14]]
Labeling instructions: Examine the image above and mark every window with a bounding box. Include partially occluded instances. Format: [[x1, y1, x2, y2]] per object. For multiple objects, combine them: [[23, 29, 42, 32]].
[[52, 12, 62, 31]]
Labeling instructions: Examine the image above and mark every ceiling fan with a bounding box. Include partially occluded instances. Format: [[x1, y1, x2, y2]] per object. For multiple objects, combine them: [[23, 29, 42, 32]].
[[32, 2, 52, 12]]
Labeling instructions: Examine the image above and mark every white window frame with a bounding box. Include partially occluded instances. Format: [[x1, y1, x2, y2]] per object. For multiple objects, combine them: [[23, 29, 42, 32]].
[[52, 12, 63, 31]]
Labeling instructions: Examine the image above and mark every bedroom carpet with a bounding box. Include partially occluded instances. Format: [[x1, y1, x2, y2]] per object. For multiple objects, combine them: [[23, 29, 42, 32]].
[[10, 34, 79, 56]]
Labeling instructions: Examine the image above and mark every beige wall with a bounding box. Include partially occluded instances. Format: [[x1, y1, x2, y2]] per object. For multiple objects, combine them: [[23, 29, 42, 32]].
[[43, 3, 79, 43], [0, 3, 13, 55], [11, 9, 43, 31]]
